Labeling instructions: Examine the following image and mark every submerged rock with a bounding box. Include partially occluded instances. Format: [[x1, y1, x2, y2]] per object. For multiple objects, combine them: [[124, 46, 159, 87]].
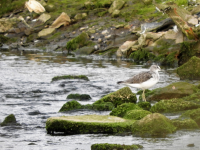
[[51, 75, 89, 82], [132, 113, 176, 136], [150, 99, 200, 113], [1, 114, 17, 126], [67, 93, 91, 101], [91, 143, 143, 150], [146, 82, 199, 101], [46, 115, 134, 135], [177, 56, 200, 80]]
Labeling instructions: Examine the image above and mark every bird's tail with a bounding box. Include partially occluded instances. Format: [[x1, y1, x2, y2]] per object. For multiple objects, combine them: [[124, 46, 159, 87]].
[[117, 81, 124, 84]]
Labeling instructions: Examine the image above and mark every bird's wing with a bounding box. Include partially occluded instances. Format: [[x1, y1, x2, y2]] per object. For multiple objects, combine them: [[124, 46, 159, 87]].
[[123, 71, 153, 84]]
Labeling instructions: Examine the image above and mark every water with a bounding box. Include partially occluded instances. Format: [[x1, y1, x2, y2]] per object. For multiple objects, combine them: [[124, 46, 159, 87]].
[[0, 51, 199, 150]]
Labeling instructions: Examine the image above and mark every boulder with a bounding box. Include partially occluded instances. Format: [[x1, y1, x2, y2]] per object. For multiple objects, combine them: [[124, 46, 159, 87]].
[[50, 12, 70, 28], [124, 110, 152, 120], [177, 56, 200, 80], [132, 113, 176, 136], [171, 119, 199, 130], [116, 41, 137, 57], [108, 0, 125, 14], [110, 103, 142, 117], [1, 114, 17, 126], [38, 28, 55, 38], [145, 82, 198, 101], [91, 143, 143, 150], [150, 99, 200, 113], [46, 115, 134, 135], [94, 87, 137, 107], [38, 13, 51, 23]]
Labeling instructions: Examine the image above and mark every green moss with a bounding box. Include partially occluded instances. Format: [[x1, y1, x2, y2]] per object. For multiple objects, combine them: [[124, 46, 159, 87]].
[[1, 114, 17, 126], [171, 119, 199, 130], [137, 102, 151, 111], [91, 143, 143, 150], [59, 100, 82, 112], [66, 32, 91, 51], [132, 113, 176, 136], [150, 99, 200, 113], [177, 56, 200, 80], [110, 103, 142, 117], [124, 110, 152, 120], [180, 108, 200, 126], [154, 52, 178, 66], [67, 93, 91, 100], [0, 35, 9, 44], [47, 32, 62, 40], [94, 87, 137, 107], [129, 49, 155, 62], [46, 115, 135, 135], [52, 75, 89, 81]]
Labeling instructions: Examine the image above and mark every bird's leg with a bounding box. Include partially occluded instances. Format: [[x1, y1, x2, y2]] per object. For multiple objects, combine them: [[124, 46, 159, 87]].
[[142, 89, 146, 102]]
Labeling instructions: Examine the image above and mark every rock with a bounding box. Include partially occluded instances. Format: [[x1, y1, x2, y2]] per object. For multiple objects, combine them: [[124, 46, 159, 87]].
[[50, 12, 70, 28], [75, 46, 95, 55], [91, 143, 143, 150], [108, 0, 125, 14], [66, 32, 90, 51], [1, 114, 17, 126], [74, 13, 87, 20], [38, 13, 51, 23], [132, 113, 176, 136], [52, 75, 89, 82], [38, 28, 55, 38], [150, 99, 200, 113], [45, 4, 56, 12], [25, 0, 45, 13], [116, 41, 136, 57], [67, 93, 91, 101], [124, 110, 152, 120], [0, 17, 19, 33], [171, 119, 199, 130], [46, 115, 134, 135], [94, 87, 137, 107], [177, 56, 200, 80], [59, 100, 82, 112], [111, 9, 120, 17], [180, 108, 200, 126], [146, 82, 198, 101], [110, 103, 142, 117], [137, 101, 151, 111]]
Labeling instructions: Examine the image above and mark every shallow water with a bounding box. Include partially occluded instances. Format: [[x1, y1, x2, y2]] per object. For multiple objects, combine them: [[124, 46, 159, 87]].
[[0, 51, 199, 150]]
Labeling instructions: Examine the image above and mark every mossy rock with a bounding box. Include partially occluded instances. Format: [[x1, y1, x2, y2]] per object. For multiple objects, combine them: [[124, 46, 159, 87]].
[[129, 49, 155, 62], [171, 119, 199, 130], [91, 143, 143, 150], [132, 113, 176, 136], [177, 56, 200, 80], [46, 115, 135, 135], [150, 99, 200, 113], [110, 103, 142, 117], [67, 93, 91, 101], [51, 75, 89, 82], [124, 110, 152, 120], [1, 114, 17, 126], [59, 100, 82, 112], [94, 87, 137, 107], [66, 32, 91, 51], [180, 108, 200, 126], [59, 100, 114, 112], [146, 82, 198, 101], [137, 101, 151, 111], [182, 91, 200, 104], [0, 34, 9, 44]]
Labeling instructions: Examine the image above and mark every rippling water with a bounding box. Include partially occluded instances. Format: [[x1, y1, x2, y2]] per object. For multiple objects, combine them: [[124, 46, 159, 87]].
[[0, 51, 199, 150]]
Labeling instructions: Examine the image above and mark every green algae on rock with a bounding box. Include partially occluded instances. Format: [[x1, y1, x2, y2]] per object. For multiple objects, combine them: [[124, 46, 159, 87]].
[[94, 87, 137, 107], [177, 56, 200, 80], [1, 114, 17, 126], [124, 109, 152, 120], [110, 103, 142, 117], [132, 113, 176, 136], [46, 115, 134, 135], [51, 75, 89, 81], [180, 108, 200, 126], [145, 82, 198, 101], [137, 101, 151, 111], [91, 143, 143, 150], [171, 119, 199, 130], [59, 100, 82, 112], [150, 99, 200, 113]]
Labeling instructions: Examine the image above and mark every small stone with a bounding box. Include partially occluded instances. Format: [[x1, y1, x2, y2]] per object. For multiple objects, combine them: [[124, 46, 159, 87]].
[[101, 30, 109, 35], [98, 38, 102, 43]]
